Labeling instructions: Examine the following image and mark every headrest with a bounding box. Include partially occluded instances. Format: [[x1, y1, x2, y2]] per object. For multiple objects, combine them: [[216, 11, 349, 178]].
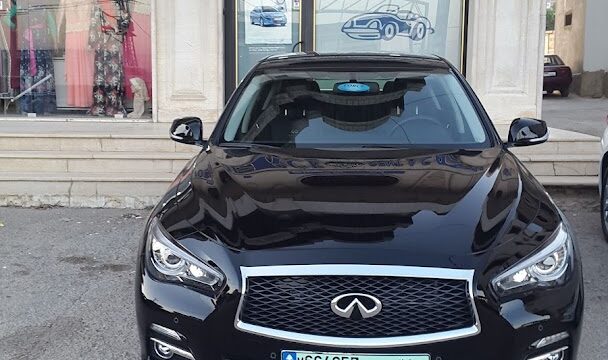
[[281, 79, 320, 92], [393, 78, 426, 92]]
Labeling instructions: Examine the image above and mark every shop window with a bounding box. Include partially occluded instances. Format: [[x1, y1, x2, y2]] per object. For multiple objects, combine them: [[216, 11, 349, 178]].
[[564, 12, 572, 27], [0, 0, 152, 119]]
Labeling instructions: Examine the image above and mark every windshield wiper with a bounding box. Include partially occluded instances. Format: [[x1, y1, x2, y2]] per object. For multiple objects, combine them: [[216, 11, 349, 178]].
[[219, 142, 281, 149]]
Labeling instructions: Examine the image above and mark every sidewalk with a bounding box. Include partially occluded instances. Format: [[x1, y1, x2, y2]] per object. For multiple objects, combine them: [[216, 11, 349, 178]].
[[543, 94, 608, 137]]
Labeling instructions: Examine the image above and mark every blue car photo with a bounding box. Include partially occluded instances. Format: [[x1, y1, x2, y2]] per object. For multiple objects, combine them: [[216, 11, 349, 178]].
[[250, 6, 287, 27], [342, 4, 435, 41]]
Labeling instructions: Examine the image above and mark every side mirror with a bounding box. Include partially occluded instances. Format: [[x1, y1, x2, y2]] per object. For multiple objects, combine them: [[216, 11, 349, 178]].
[[170, 117, 204, 146], [507, 118, 549, 147]]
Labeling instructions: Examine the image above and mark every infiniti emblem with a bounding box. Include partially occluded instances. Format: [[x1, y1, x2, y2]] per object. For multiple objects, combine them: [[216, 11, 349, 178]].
[[330, 293, 382, 319]]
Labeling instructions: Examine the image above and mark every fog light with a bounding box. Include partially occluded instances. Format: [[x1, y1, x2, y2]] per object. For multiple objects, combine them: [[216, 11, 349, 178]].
[[531, 332, 569, 349], [151, 338, 195, 360], [528, 346, 568, 360], [154, 341, 174, 359]]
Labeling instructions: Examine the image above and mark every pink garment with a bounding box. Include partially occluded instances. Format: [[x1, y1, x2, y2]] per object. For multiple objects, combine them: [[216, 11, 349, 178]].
[[64, 31, 94, 107], [123, 12, 152, 100], [58, 0, 95, 107], [25, 24, 44, 76]]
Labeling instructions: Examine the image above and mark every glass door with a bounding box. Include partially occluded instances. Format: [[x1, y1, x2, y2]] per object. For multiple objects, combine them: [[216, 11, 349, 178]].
[[224, 0, 468, 100], [235, 0, 301, 82], [313, 0, 467, 69]]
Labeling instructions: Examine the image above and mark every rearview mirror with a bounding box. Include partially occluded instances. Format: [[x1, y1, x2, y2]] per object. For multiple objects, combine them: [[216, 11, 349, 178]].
[[170, 117, 204, 146], [507, 118, 548, 147]]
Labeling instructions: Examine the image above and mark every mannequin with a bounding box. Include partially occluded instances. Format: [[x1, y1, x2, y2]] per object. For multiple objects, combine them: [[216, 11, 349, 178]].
[[127, 77, 148, 118], [123, 0, 151, 100]]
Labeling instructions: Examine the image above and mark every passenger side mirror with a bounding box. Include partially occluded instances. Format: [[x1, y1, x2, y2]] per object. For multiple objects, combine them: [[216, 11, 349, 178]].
[[170, 117, 205, 146], [506, 118, 548, 147]]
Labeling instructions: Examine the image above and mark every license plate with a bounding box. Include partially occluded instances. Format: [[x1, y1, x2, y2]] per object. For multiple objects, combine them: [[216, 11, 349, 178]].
[[282, 351, 430, 360], [544, 71, 557, 77]]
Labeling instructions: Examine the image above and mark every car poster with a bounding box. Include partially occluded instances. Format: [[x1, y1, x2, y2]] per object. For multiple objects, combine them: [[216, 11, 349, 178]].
[[245, 0, 293, 45], [315, 0, 464, 68]]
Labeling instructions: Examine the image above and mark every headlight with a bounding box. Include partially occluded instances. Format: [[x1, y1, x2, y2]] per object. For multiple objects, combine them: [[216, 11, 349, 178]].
[[492, 223, 572, 295], [146, 217, 224, 293]]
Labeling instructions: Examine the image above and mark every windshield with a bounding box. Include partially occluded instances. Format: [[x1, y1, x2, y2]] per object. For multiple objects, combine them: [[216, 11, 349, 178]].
[[262, 6, 279, 12], [544, 55, 565, 66], [221, 68, 489, 148]]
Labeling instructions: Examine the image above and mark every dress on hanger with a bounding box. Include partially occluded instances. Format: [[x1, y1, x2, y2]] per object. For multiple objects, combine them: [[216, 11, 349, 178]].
[[88, 0, 127, 117], [0, 12, 10, 94], [17, 0, 57, 114], [123, 0, 151, 100], [57, 0, 95, 107]]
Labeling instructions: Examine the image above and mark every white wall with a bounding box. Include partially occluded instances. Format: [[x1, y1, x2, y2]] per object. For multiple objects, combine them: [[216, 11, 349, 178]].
[[583, 0, 608, 71], [153, 0, 224, 128], [466, 0, 546, 124]]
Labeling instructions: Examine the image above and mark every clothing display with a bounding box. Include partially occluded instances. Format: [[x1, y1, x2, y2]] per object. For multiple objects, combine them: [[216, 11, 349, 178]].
[[88, 0, 128, 116], [57, 0, 95, 107], [17, 0, 57, 114], [123, 0, 151, 100], [0, 15, 10, 94], [0, 0, 152, 118]]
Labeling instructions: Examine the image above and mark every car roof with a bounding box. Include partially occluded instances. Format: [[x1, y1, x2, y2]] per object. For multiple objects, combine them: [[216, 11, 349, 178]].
[[258, 52, 450, 70]]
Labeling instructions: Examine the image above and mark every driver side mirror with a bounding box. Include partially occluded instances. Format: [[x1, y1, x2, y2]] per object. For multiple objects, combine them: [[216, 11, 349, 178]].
[[506, 118, 549, 147], [170, 117, 205, 146]]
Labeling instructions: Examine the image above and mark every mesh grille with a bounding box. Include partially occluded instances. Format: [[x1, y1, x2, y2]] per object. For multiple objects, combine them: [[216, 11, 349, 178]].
[[239, 275, 475, 338]]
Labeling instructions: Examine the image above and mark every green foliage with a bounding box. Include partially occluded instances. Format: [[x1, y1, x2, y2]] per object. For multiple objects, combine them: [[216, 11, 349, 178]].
[[546, 7, 556, 31]]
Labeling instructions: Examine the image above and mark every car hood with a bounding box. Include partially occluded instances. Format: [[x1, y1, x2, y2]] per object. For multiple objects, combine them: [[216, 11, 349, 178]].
[[164, 146, 561, 270]]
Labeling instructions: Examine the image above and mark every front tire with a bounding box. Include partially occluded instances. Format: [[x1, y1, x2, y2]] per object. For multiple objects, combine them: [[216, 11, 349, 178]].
[[601, 166, 608, 242], [411, 22, 427, 41], [382, 23, 398, 41]]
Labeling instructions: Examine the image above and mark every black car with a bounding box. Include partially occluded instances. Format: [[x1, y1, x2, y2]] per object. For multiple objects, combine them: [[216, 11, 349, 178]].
[[136, 53, 583, 360], [543, 55, 573, 97]]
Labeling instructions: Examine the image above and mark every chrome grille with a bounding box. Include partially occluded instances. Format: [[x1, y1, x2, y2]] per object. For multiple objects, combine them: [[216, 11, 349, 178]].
[[235, 266, 479, 347]]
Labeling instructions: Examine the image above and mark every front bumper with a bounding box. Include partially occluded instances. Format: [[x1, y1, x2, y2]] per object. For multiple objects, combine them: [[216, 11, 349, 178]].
[[136, 266, 583, 360]]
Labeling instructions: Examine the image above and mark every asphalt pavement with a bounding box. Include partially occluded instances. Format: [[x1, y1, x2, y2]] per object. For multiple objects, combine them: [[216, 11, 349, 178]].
[[542, 93, 608, 137], [0, 188, 607, 359]]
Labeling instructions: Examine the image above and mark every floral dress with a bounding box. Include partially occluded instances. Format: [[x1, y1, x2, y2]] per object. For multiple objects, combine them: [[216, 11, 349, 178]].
[[88, 0, 128, 117]]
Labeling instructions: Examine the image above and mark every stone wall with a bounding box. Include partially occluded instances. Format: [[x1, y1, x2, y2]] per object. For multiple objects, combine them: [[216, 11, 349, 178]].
[[554, 0, 586, 73], [153, 0, 224, 130], [466, 0, 546, 123]]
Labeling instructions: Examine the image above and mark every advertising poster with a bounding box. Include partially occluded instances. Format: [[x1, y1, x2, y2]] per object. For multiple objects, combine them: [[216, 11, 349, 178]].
[[245, 0, 293, 45], [315, 0, 463, 68]]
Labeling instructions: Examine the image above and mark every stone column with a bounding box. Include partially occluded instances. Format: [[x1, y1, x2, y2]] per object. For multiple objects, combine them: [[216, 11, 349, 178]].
[[466, 0, 546, 125], [153, 0, 224, 128]]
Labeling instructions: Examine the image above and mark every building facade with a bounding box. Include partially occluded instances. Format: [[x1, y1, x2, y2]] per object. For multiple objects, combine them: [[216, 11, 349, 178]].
[[554, 0, 608, 97], [0, 0, 546, 126], [8, 1, 597, 210]]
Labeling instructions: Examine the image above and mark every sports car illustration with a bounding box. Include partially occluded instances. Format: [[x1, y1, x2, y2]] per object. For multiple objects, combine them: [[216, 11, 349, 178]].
[[341, 5, 434, 41]]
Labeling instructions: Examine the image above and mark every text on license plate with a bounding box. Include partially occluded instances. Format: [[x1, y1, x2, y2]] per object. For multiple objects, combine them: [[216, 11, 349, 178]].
[[282, 351, 431, 360], [544, 72, 557, 77]]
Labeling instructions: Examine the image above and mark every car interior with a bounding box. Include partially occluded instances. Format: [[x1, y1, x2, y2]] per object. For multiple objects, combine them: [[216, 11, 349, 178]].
[[226, 72, 486, 147]]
